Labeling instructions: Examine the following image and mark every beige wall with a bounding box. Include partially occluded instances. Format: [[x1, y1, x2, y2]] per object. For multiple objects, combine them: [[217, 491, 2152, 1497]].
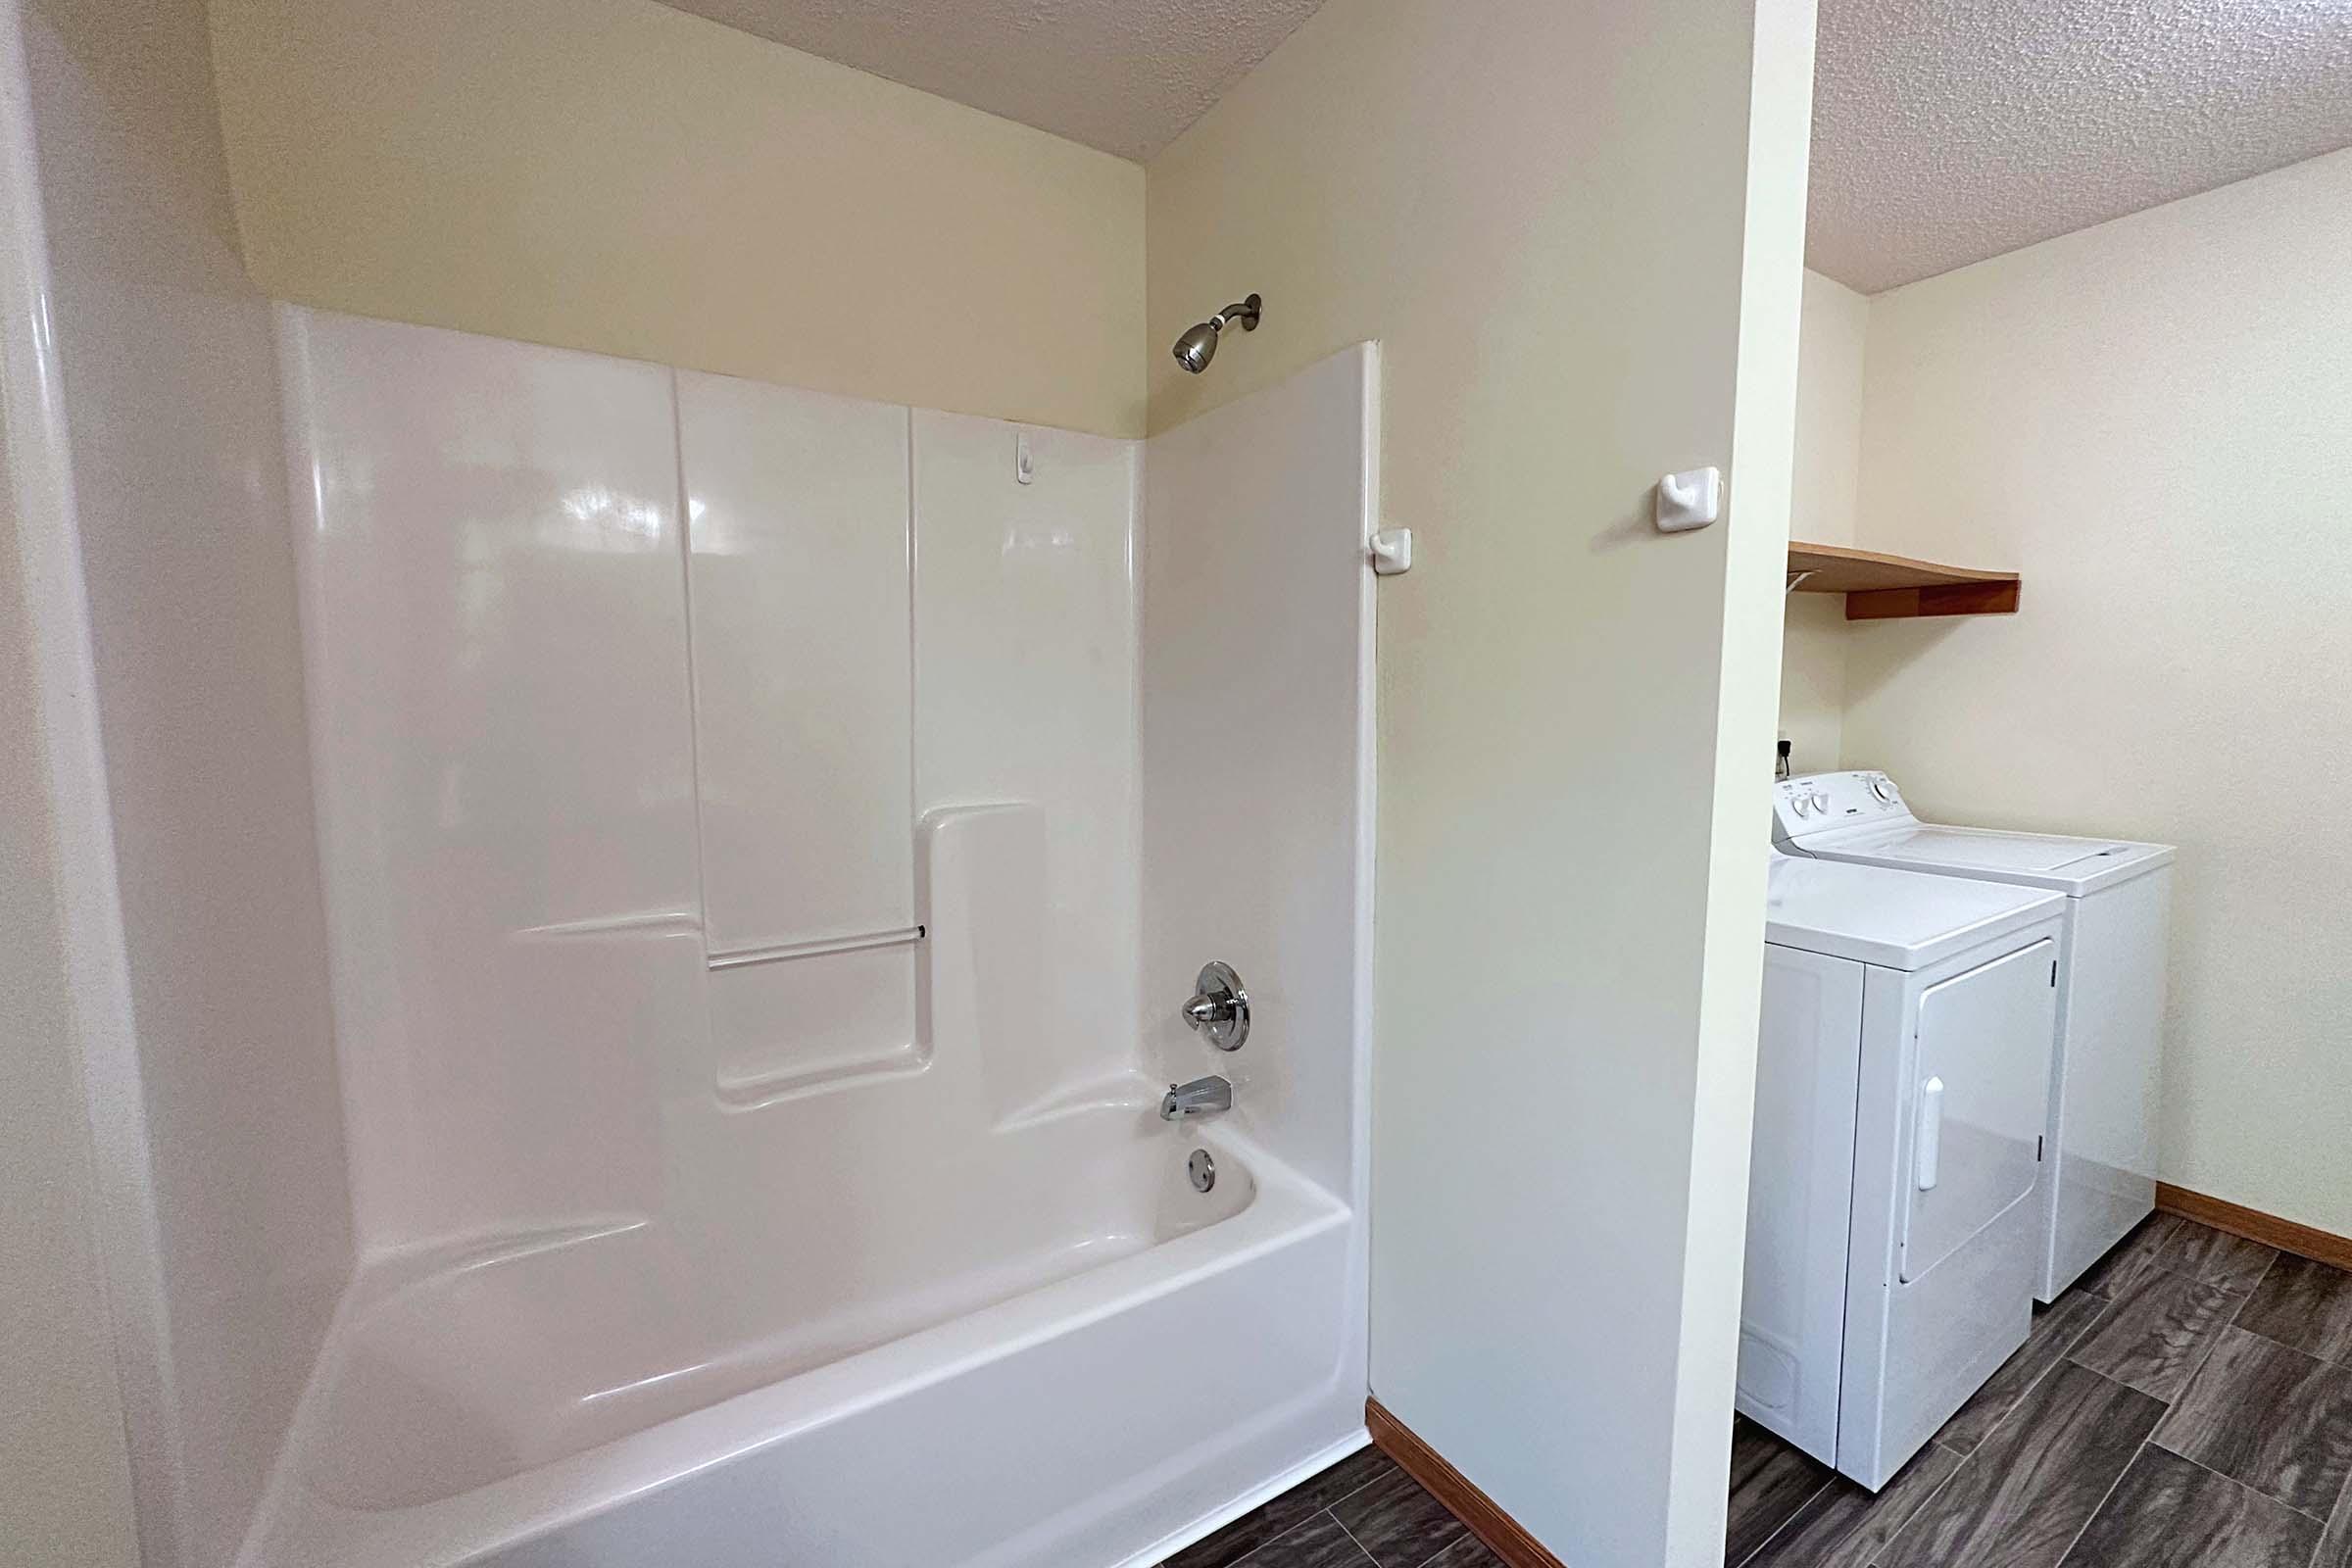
[[1147, 2, 1813, 1561], [207, 0, 1146, 437], [1839, 147, 2352, 1235], [1778, 269, 1866, 775]]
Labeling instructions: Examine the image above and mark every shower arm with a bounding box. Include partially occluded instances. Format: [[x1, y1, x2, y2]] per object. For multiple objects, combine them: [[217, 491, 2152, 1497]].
[[1211, 297, 1262, 332]]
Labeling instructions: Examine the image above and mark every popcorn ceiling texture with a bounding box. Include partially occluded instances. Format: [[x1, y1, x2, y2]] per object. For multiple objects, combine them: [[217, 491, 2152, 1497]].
[[1811, 0, 2352, 293], [657, 0, 1327, 162]]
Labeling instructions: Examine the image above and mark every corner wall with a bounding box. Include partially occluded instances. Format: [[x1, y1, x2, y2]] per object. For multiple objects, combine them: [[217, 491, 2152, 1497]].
[[206, 0, 1146, 438], [1777, 269, 1867, 775], [1145, 2, 1815, 1561], [1840, 146, 2352, 1238]]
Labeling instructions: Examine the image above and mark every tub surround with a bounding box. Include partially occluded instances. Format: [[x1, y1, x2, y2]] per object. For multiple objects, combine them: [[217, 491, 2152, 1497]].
[[240, 311, 1376, 1567]]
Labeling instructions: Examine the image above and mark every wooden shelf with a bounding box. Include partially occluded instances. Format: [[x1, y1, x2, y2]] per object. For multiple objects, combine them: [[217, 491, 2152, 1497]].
[[1787, 541, 2020, 620]]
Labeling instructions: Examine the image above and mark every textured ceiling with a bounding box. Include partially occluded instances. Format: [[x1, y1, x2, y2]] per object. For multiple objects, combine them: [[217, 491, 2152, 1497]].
[[655, 0, 1328, 162], [1811, 0, 2352, 293]]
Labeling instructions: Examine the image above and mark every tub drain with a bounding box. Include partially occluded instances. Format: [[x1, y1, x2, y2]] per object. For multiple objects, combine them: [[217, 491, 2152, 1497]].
[[1188, 1149, 1217, 1193]]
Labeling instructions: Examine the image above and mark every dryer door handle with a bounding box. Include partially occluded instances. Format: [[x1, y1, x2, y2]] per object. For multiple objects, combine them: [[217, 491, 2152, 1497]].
[[1915, 1076, 1944, 1192]]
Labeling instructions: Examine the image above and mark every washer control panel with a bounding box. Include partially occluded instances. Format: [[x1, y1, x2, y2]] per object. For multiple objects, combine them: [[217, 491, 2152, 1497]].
[[1774, 769, 1913, 841]]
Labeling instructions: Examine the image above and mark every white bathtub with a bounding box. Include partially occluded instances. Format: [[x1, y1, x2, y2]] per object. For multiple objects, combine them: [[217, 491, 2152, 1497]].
[[238, 1109, 1365, 1568]]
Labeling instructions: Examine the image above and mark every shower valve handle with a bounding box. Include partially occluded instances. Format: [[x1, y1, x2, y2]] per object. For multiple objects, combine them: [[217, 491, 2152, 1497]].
[[1180, 961, 1250, 1053]]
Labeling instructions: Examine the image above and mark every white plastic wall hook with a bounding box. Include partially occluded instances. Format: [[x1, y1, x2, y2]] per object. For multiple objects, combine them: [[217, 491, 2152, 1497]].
[[1370, 527, 1413, 575], [1654, 466, 1721, 532], [1014, 433, 1034, 485]]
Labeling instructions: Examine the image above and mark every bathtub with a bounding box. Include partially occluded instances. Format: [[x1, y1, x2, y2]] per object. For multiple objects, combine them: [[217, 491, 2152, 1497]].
[[237, 1106, 1366, 1568]]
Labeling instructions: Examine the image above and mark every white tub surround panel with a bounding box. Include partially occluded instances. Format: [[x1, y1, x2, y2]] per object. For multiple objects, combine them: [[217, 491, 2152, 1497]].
[[253, 314, 1372, 1568], [706, 942, 922, 1104], [913, 410, 1142, 1118], [1120, 343, 1380, 1559], [680, 372, 915, 954], [280, 307, 700, 1249], [1141, 344, 1377, 1205], [679, 371, 922, 1098]]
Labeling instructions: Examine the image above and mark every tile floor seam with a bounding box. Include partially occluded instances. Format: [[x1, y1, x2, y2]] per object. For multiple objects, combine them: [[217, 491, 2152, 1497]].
[[1966, 1298, 2112, 1455], [2023, 1299, 2116, 1408], [1729, 1476, 1833, 1568], [2316, 1436, 2352, 1548], [2230, 1258, 2352, 1367], [1323, 1474, 1392, 1517], [1325, 1507, 1379, 1568], [2068, 1357, 2157, 1399], [2060, 1285, 2240, 1402], [2232, 1252, 2283, 1332], [2045, 1434, 2156, 1568], [1173, 1456, 1399, 1568], [2197, 1323, 2342, 1377], [2150, 1325, 2352, 1524], [1868, 1441, 1981, 1566], [1402, 1528, 1467, 1568], [2053, 1299, 2111, 1358], [2320, 1483, 2352, 1568], [2181, 1307, 2250, 1390], [2153, 1434, 2340, 1524]]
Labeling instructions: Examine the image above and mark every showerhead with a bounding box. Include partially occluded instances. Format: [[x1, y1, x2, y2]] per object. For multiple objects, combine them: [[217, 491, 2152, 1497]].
[[1172, 320, 1221, 374], [1171, 292, 1262, 373]]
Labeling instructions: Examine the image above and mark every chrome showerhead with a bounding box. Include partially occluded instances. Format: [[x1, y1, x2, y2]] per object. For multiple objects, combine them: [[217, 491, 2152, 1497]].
[[1172, 320, 1221, 374], [1171, 292, 1261, 373]]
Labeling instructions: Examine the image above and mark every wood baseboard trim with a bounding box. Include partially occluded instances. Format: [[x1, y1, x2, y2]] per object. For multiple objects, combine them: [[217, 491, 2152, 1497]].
[[2156, 1182, 2352, 1273], [1365, 1396, 1566, 1568]]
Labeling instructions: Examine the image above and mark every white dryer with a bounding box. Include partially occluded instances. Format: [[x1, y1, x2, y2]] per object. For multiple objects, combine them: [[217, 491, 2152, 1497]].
[[1740, 850, 2064, 1490], [1774, 771, 2174, 1301]]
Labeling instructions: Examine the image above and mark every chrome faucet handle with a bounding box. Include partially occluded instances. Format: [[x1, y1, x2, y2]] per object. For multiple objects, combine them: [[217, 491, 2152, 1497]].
[[1179, 960, 1250, 1052]]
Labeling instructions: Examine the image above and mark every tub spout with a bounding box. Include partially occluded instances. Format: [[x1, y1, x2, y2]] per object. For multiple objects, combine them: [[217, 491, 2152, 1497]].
[[1159, 1076, 1232, 1120]]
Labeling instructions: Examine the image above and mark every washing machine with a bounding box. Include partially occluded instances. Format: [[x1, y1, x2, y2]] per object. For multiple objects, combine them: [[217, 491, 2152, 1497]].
[[1774, 771, 2174, 1301], [1740, 850, 2064, 1491]]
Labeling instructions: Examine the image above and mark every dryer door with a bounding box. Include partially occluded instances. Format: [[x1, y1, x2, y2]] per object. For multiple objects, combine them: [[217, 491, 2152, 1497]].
[[1899, 938, 2056, 1284]]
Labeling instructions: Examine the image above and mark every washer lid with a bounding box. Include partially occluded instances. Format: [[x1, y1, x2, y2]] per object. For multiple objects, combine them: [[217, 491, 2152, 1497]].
[[1765, 854, 2065, 972], [1801, 821, 2175, 895]]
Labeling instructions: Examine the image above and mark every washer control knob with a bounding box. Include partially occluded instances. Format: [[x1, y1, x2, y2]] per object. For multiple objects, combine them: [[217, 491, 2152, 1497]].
[[1871, 779, 1896, 804], [1809, 791, 1831, 813]]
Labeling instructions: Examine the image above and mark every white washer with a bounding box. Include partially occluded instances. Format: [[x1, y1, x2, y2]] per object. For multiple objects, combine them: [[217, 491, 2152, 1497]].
[[1773, 771, 2174, 1301], [1740, 851, 2063, 1490]]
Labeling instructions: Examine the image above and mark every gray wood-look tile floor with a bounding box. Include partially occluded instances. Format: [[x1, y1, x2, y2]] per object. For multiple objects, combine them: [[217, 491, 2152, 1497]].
[[1731, 1214, 2352, 1568]]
